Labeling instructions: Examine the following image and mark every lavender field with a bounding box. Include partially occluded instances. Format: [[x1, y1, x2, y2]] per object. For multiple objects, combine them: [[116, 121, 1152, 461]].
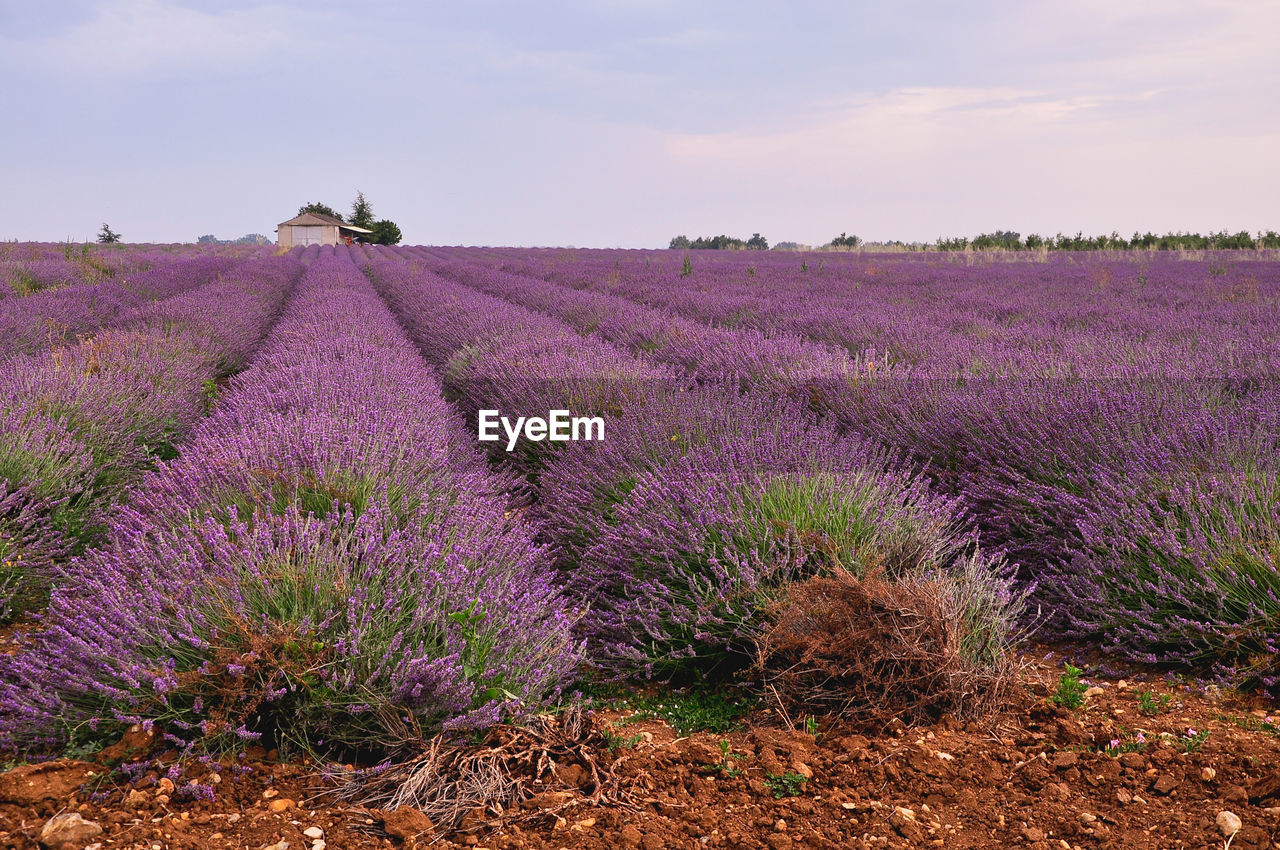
[[2, 242, 1278, 760]]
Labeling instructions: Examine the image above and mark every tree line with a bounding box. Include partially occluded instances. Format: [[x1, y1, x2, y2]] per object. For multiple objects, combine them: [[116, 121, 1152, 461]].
[[670, 229, 1280, 252]]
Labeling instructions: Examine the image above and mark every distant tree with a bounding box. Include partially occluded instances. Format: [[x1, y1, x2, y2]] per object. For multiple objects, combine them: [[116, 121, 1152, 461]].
[[669, 235, 691, 249], [746, 232, 769, 250], [773, 241, 802, 250], [934, 236, 970, 251], [350, 191, 375, 230], [369, 219, 402, 245], [971, 231, 1022, 250], [97, 223, 122, 243], [197, 234, 219, 244], [830, 232, 862, 249], [298, 202, 343, 221], [689, 234, 747, 250]]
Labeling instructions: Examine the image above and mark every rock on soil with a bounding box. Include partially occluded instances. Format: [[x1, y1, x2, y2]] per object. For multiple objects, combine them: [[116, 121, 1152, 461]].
[[38, 812, 102, 849]]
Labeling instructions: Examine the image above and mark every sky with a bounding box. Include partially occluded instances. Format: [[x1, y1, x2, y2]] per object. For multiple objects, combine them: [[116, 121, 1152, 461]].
[[1, 0, 1277, 247]]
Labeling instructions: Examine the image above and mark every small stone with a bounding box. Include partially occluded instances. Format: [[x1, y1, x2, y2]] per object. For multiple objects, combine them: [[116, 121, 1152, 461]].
[[765, 834, 792, 850], [1079, 812, 1096, 824], [302, 827, 324, 839], [155, 794, 169, 805], [157, 778, 175, 794], [209, 773, 222, 784], [571, 818, 596, 831], [1051, 751, 1078, 770], [261, 842, 289, 850], [1152, 775, 1178, 795], [618, 823, 643, 848], [1131, 795, 1147, 805], [124, 788, 149, 807], [1216, 810, 1242, 837], [1019, 825, 1045, 843], [1201, 767, 1217, 781], [791, 762, 813, 780], [228, 813, 241, 823], [1118, 752, 1146, 770], [38, 813, 103, 850], [263, 788, 279, 799], [311, 843, 326, 850], [775, 818, 787, 831], [888, 807, 921, 840], [1083, 686, 1105, 698], [268, 798, 296, 813]]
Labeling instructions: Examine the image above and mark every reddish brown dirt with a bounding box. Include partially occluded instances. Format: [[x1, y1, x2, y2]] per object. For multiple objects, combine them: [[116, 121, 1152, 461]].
[[2, 652, 1278, 850]]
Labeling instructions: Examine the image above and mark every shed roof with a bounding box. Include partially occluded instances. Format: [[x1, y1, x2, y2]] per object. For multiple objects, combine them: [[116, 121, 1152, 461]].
[[277, 212, 373, 233]]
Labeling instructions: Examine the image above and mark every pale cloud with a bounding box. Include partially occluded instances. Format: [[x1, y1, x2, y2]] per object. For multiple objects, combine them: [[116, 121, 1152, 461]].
[[4, 0, 309, 76], [661, 87, 1140, 165]]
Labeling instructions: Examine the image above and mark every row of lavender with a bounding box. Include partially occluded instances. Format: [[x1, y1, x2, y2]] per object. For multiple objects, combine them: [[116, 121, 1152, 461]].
[[0, 248, 579, 757], [0, 246, 269, 358], [0, 242, 160, 299], [438, 247, 1280, 688], [360, 248, 1021, 687], [0, 252, 302, 620], [492, 248, 1280, 379]]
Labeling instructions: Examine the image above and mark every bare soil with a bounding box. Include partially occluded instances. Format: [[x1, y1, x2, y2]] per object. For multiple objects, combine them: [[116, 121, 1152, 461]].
[[2, 650, 1278, 850]]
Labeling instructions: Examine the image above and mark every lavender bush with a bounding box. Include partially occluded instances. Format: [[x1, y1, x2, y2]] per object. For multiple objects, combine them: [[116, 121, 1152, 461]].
[[574, 416, 1019, 679], [0, 255, 300, 619], [0, 248, 581, 759]]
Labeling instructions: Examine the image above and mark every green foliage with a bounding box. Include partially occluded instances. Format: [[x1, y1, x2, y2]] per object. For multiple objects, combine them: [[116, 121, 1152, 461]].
[[1176, 728, 1210, 753], [1213, 712, 1280, 739], [200, 379, 220, 413], [97, 223, 122, 244], [746, 233, 769, 251], [349, 191, 375, 230], [1103, 730, 1147, 757], [369, 219, 402, 246], [1050, 663, 1087, 710], [830, 232, 861, 249], [297, 202, 343, 221], [626, 688, 753, 737], [764, 770, 808, 798], [1136, 690, 1172, 717], [603, 730, 643, 751], [971, 231, 1023, 251], [680, 254, 693, 277], [701, 739, 745, 778], [669, 235, 691, 250], [803, 716, 820, 737]]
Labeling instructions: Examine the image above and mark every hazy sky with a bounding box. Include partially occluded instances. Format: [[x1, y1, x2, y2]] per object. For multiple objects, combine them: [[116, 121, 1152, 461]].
[[2, 0, 1277, 246]]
